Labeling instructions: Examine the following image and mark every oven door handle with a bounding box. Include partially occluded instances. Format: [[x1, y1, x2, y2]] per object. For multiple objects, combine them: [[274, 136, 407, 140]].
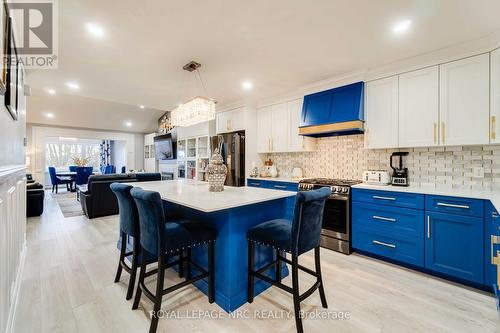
[[329, 194, 349, 201]]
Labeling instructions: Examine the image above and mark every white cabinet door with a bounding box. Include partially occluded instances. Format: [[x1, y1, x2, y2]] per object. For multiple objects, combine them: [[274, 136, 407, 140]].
[[288, 99, 316, 152], [365, 76, 399, 149], [216, 112, 229, 134], [257, 106, 272, 153], [399, 66, 439, 147], [271, 103, 288, 152], [439, 54, 490, 146], [491, 49, 500, 143]]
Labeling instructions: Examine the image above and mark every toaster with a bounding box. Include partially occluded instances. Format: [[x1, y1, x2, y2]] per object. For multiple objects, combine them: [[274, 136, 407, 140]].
[[363, 171, 391, 185]]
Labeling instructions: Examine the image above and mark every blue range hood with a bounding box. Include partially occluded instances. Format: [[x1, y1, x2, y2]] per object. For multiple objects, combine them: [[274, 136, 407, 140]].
[[299, 81, 364, 137]]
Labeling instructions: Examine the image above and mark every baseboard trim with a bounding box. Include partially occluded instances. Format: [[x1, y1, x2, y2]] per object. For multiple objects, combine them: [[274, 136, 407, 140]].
[[5, 239, 26, 333]]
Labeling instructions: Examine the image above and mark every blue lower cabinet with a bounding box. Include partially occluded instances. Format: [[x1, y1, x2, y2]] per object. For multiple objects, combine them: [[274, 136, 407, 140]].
[[352, 202, 424, 239], [425, 211, 484, 284], [266, 181, 298, 220], [352, 226, 424, 267], [247, 180, 297, 220], [485, 201, 500, 292]]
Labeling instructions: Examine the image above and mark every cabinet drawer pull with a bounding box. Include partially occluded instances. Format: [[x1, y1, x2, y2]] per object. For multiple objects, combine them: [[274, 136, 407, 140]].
[[492, 212, 499, 218], [427, 216, 431, 239], [491, 235, 500, 265], [274, 185, 287, 189], [372, 240, 396, 249], [249, 183, 261, 187], [372, 195, 396, 201], [436, 202, 470, 209], [372, 215, 396, 222]]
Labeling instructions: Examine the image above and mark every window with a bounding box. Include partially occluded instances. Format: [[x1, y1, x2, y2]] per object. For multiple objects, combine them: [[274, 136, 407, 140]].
[[45, 139, 101, 169]]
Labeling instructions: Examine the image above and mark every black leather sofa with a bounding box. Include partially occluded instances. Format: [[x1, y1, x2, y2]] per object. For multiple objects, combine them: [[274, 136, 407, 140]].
[[80, 174, 136, 219], [27, 182, 45, 217], [79, 173, 161, 219]]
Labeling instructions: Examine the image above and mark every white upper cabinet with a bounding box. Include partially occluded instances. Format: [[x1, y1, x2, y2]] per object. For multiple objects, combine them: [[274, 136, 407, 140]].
[[257, 99, 316, 153], [257, 106, 272, 153], [399, 66, 439, 147], [216, 107, 246, 134], [287, 99, 316, 152], [439, 54, 490, 146], [365, 75, 399, 149], [271, 103, 288, 152], [491, 49, 500, 144]]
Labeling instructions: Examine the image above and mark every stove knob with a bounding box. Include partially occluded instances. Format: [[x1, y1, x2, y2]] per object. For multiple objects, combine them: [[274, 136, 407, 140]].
[[342, 188, 349, 194], [331, 186, 338, 193]]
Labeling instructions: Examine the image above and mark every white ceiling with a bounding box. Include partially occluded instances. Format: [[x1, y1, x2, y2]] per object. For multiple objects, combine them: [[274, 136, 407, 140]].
[[26, 0, 500, 132]]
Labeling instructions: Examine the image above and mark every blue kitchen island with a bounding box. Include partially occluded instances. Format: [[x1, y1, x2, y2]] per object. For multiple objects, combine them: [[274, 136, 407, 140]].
[[130, 180, 296, 312]]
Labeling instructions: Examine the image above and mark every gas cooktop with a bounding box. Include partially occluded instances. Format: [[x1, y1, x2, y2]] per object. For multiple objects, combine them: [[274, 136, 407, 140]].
[[299, 178, 362, 186]]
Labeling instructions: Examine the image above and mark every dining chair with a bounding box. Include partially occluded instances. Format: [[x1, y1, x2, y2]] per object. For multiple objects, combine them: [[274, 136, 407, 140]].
[[68, 165, 77, 172], [121, 166, 126, 173], [48, 167, 72, 193], [130, 188, 216, 333], [75, 167, 94, 186], [247, 187, 331, 333]]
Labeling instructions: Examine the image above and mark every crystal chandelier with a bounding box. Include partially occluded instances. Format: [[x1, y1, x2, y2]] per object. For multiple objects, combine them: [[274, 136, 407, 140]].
[[171, 61, 216, 127]]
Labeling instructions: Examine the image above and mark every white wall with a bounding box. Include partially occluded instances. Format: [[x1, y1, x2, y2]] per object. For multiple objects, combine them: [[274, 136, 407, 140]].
[[0, 11, 27, 331], [27, 124, 145, 185], [110, 140, 127, 171]]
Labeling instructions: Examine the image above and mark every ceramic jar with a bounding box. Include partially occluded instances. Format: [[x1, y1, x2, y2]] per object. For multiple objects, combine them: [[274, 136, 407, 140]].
[[207, 148, 227, 192]]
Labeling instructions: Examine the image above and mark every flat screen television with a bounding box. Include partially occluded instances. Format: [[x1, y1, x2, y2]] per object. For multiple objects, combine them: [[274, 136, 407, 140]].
[[154, 134, 177, 160]]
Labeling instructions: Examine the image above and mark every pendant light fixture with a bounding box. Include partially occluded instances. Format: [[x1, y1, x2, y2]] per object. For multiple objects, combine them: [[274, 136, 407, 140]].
[[171, 61, 216, 127]]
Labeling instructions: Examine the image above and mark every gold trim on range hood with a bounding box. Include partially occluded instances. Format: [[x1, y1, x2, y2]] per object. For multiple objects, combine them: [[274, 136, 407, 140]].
[[298, 120, 364, 136]]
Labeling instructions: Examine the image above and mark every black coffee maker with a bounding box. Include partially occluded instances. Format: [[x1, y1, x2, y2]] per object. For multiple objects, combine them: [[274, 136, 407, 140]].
[[390, 152, 409, 186]]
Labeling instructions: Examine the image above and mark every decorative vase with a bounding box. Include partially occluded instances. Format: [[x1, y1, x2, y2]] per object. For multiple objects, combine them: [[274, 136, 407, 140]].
[[207, 148, 227, 192]]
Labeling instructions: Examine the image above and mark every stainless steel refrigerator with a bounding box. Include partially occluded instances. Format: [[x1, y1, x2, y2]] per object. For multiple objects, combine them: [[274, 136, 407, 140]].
[[210, 131, 245, 187]]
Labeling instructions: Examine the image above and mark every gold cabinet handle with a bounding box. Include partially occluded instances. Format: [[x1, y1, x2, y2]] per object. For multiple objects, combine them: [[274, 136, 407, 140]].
[[441, 122, 445, 144], [433, 123, 437, 144], [492, 116, 497, 140], [491, 235, 500, 265], [268, 138, 271, 152]]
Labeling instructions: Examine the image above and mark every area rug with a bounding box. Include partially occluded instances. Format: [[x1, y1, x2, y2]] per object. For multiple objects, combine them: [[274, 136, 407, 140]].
[[52, 192, 85, 218]]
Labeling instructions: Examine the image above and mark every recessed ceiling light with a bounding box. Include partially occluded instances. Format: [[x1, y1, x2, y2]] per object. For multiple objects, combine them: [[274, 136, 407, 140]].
[[139, 105, 145, 109], [66, 81, 80, 90], [43, 112, 55, 118], [85, 23, 105, 39], [47, 88, 56, 95], [242, 81, 253, 91], [393, 20, 412, 34], [124, 121, 132, 127]]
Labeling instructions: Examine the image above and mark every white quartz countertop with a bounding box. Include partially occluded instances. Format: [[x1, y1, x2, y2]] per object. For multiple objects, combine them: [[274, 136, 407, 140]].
[[131, 180, 296, 213], [246, 177, 301, 183], [352, 183, 500, 211]]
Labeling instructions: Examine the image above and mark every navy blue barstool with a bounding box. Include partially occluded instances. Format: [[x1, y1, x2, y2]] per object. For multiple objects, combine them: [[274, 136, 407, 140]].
[[110, 183, 141, 300], [247, 187, 331, 333], [130, 188, 216, 333], [111, 183, 185, 301]]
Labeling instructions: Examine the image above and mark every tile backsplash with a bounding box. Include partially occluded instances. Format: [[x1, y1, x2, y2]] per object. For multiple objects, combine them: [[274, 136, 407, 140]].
[[265, 134, 500, 191]]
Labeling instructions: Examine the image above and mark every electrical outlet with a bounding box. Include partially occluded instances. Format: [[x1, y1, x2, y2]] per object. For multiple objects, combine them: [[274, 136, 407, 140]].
[[473, 167, 484, 178]]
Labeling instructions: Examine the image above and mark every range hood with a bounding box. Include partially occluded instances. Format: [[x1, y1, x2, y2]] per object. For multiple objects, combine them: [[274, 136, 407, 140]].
[[298, 82, 364, 137]]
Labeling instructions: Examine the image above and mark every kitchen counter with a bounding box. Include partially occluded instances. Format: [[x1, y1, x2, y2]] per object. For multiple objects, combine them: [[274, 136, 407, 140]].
[[352, 183, 500, 211], [246, 176, 301, 183], [132, 179, 295, 213], [129, 179, 292, 312]]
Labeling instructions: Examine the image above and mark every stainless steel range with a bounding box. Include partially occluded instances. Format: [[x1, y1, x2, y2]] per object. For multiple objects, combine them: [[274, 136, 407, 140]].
[[298, 178, 362, 254]]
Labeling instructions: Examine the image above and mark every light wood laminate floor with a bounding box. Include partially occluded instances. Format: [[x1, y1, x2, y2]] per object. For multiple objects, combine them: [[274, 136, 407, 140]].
[[13, 192, 500, 333]]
